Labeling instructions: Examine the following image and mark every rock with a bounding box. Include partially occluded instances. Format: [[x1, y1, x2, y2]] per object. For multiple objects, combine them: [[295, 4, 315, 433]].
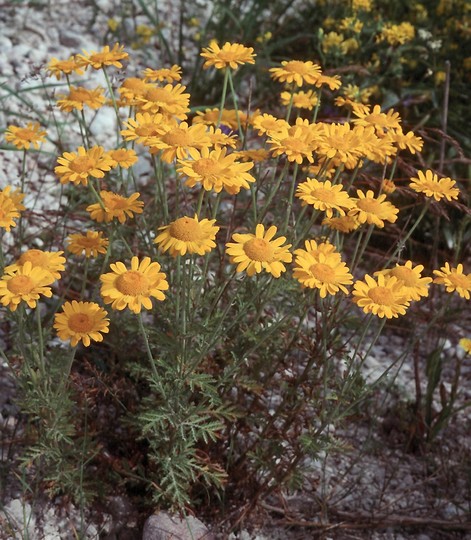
[[142, 512, 214, 540]]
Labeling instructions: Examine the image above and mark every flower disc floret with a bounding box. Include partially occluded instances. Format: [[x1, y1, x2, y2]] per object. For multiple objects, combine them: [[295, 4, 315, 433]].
[[155, 215, 219, 257], [0, 262, 54, 311], [352, 273, 410, 318], [54, 301, 110, 347], [226, 224, 292, 278], [100, 256, 169, 313]]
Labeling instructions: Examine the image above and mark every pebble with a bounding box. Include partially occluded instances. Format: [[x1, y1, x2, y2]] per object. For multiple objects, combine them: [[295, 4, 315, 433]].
[[142, 512, 214, 540]]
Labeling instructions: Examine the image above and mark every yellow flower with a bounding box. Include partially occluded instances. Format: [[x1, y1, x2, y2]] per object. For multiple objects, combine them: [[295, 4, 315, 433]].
[[322, 215, 361, 233], [349, 190, 399, 228], [409, 170, 460, 202], [5, 122, 47, 150], [67, 231, 109, 258], [226, 224, 292, 278], [143, 65, 182, 83], [57, 86, 106, 112], [200, 41, 256, 70], [55, 146, 114, 186], [79, 43, 129, 69], [206, 126, 238, 149], [389, 128, 423, 154], [54, 301, 110, 347], [459, 338, 471, 355], [352, 274, 410, 319], [177, 147, 255, 194], [352, 104, 402, 135], [268, 126, 316, 164], [293, 249, 353, 297], [379, 22, 415, 46], [251, 113, 289, 137], [322, 31, 346, 54], [192, 108, 247, 131], [0, 262, 54, 311], [295, 239, 337, 258], [47, 56, 86, 79], [382, 179, 396, 194], [137, 83, 190, 120], [154, 215, 219, 257], [233, 148, 270, 162], [433, 263, 471, 299], [108, 148, 138, 169], [5, 249, 65, 281], [87, 191, 144, 224], [352, 0, 372, 11], [375, 261, 432, 302], [280, 90, 318, 110], [296, 178, 354, 217], [1, 186, 25, 213], [118, 77, 152, 106], [0, 193, 21, 232], [147, 121, 211, 163], [121, 113, 172, 146], [269, 60, 322, 87], [100, 256, 169, 314]]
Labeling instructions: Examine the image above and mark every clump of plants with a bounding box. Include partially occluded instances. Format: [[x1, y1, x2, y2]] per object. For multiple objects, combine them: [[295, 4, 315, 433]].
[[0, 32, 470, 532]]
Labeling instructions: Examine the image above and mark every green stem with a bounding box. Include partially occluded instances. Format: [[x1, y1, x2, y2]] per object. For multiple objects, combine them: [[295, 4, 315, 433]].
[[138, 312, 159, 380], [283, 163, 299, 233], [217, 69, 230, 127]]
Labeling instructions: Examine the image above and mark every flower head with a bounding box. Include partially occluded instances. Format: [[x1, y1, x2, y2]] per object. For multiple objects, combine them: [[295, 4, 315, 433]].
[[57, 86, 106, 112], [5, 122, 47, 150], [459, 338, 471, 355], [100, 256, 169, 313], [226, 224, 292, 278], [192, 108, 246, 131], [322, 215, 361, 233], [280, 90, 318, 110], [118, 77, 151, 106], [349, 190, 399, 228], [67, 231, 109, 258], [252, 113, 289, 137], [409, 170, 460, 202], [296, 178, 354, 217], [54, 301, 110, 347], [87, 191, 144, 224], [375, 261, 432, 302], [352, 273, 410, 318], [143, 65, 182, 83], [55, 146, 114, 186], [137, 84, 190, 120], [121, 113, 172, 146], [79, 43, 128, 69], [108, 148, 138, 169], [433, 263, 471, 299], [0, 193, 21, 232], [201, 41, 256, 70], [147, 121, 211, 162], [155, 215, 219, 257], [47, 55, 86, 79], [0, 262, 54, 311], [269, 60, 322, 87], [5, 249, 66, 280]]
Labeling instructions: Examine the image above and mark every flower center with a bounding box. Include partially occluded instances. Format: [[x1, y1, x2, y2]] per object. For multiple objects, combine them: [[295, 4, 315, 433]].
[[163, 128, 192, 147], [70, 88, 90, 102], [18, 250, 48, 267], [116, 271, 150, 295], [357, 198, 381, 213], [105, 195, 127, 210], [169, 218, 202, 241], [7, 275, 35, 295], [219, 51, 239, 62], [90, 52, 109, 63], [16, 128, 36, 141], [283, 137, 309, 153], [192, 158, 219, 176], [79, 237, 100, 247], [145, 87, 171, 103], [111, 150, 128, 161], [448, 273, 470, 288], [68, 312, 94, 333], [368, 286, 395, 306], [309, 262, 336, 282], [285, 61, 308, 74], [391, 267, 415, 286], [70, 156, 95, 173], [312, 187, 337, 203], [243, 238, 274, 262], [136, 125, 160, 137], [122, 78, 147, 92]]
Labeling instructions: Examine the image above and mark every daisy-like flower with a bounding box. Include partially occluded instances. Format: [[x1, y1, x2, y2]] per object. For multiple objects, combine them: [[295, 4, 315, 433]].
[[433, 263, 471, 299], [147, 121, 211, 162], [375, 260, 432, 302], [381, 179, 396, 194], [200, 41, 256, 70], [79, 43, 128, 69], [389, 128, 423, 154], [352, 273, 410, 319], [137, 84, 190, 120], [295, 239, 337, 257], [67, 231, 109, 258], [459, 338, 471, 355], [5, 122, 47, 150], [349, 190, 399, 228], [5, 249, 66, 281], [296, 178, 354, 217], [0, 193, 21, 232], [1, 186, 26, 213], [87, 191, 144, 224], [293, 249, 353, 297], [268, 125, 317, 164], [280, 90, 318, 110], [55, 146, 114, 186], [154, 215, 219, 257], [269, 60, 322, 87], [57, 86, 106, 112], [252, 113, 289, 137], [143, 65, 182, 83], [322, 215, 361, 233], [108, 148, 138, 169], [378, 22, 415, 47], [0, 262, 54, 311], [100, 256, 169, 314], [226, 224, 292, 278], [192, 108, 247, 131], [352, 104, 402, 135], [118, 77, 151, 106], [233, 148, 270, 162], [206, 126, 238, 149], [409, 170, 460, 202], [47, 55, 86, 79], [121, 112, 172, 146], [54, 301, 110, 347], [177, 147, 255, 194]]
